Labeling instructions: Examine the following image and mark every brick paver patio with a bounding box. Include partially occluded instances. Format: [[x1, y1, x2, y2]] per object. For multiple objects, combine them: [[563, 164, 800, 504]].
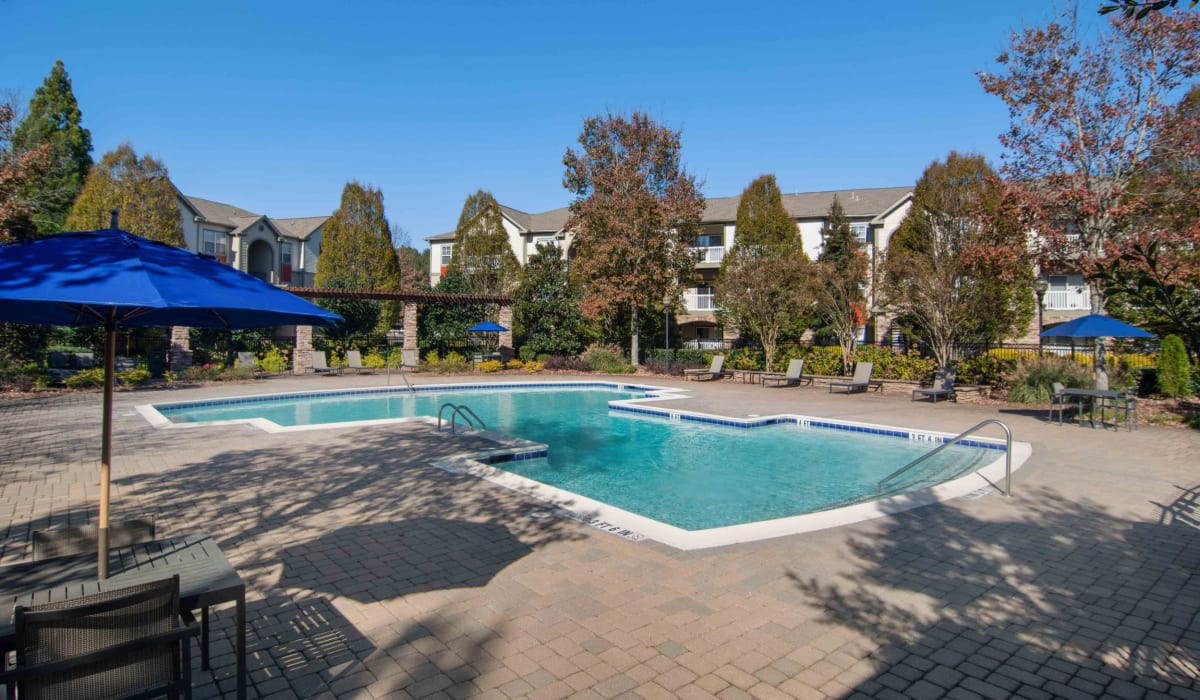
[[1, 374, 1197, 699]]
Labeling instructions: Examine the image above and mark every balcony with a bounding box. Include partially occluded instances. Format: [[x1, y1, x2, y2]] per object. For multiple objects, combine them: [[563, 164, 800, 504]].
[[1045, 287, 1090, 311], [691, 246, 725, 265], [683, 292, 718, 312]]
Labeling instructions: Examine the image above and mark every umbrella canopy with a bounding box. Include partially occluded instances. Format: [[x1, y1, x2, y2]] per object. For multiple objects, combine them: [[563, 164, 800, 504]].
[[0, 228, 342, 578], [467, 321, 508, 333], [1040, 314, 1154, 339]]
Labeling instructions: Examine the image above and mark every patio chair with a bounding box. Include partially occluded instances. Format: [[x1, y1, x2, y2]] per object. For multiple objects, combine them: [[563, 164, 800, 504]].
[[682, 355, 732, 381], [32, 518, 156, 561], [912, 367, 957, 403], [1049, 382, 1073, 425], [0, 575, 199, 700], [828, 362, 883, 394], [346, 350, 374, 374], [236, 352, 263, 377], [761, 359, 813, 388], [311, 351, 338, 375]]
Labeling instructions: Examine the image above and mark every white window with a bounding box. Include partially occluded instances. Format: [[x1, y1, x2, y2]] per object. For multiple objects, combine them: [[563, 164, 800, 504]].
[[440, 243, 453, 267], [850, 224, 869, 243], [533, 236, 558, 251], [201, 229, 227, 262], [280, 241, 293, 266]]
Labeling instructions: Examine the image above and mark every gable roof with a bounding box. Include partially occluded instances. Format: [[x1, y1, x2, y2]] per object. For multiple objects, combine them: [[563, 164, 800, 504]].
[[179, 191, 327, 240], [183, 195, 259, 227], [273, 216, 328, 239]]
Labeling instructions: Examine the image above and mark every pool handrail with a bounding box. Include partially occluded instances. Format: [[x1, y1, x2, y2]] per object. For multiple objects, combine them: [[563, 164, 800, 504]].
[[386, 360, 415, 392], [877, 419, 1013, 497], [437, 403, 487, 434]]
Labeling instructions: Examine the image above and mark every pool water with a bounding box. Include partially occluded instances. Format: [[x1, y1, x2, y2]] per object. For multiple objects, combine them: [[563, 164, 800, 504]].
[[156, 385, 993, 531]]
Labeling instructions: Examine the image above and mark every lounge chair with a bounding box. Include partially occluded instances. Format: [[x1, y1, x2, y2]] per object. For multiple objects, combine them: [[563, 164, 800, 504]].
[[828, 361, 883, 394], [683, 355, 732, 381], [236, 351, 263, 377], [311, 351, 339, 375], [912, 367, 957, 403], [346, 350, 374, 374], [761, 358, 813, 388], [0, 575, 199, 700]]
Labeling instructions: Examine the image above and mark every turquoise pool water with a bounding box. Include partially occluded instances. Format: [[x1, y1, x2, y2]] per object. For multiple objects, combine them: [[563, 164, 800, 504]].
[[156, 385, 994, 531]]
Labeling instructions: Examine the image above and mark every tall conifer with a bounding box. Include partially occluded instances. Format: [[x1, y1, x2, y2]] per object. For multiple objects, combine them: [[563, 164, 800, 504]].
[[446, 190, 521, 295]]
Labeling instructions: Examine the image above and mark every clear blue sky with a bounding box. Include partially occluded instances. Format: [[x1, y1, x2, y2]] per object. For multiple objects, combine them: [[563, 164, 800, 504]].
[[4, 0, 1062, 247]]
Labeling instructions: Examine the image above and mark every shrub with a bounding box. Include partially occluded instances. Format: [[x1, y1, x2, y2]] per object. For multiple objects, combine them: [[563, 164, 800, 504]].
[[725, 348, 762, 371], [477, 359, 504, 373], [259, 346, 290, 373], [362, 348, 389, 369], [1003, 356, 1092, 403], [431, 351, 470, 374], [955, 353, 1015, 386], [853, 346, 936, 382], [117, 367, 151, 386], [1158, 334, 1193, 398], [800, 346, 845, 376], [519, 345, 538, 362], [505, 359, 524, 370], [423, 349, 440, 366], [65, 368, 105, 388], [543, 355, 589, 371], [524, 360, 543, 374], [642, 357, 686, 376], [581, 343, 635, 374]]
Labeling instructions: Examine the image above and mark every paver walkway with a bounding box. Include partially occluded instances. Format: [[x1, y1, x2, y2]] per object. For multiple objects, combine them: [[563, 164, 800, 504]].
[[1, 374, 1197, 699]]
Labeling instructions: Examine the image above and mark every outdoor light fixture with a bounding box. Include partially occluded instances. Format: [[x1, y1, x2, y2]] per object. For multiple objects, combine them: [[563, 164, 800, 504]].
[[1034, 278, 1049, 354]]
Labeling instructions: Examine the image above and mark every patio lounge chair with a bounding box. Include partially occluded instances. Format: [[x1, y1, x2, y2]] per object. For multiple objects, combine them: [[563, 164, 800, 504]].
[[761, 358, 813, 388], [912, 367, 957, 403], [828, 362, 883, 394], [311, 351, 339, 375], [683, 355, 732, 381], [346, 350, 374, 374], [0, 575, 198, 700]]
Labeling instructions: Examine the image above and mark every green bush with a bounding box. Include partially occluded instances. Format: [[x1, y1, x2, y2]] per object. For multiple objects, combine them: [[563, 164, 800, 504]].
[[955, 353, 1016, 386], [1158, 334, 1193, 398], [361, 348, 389, 369], [799, 346, 845, 376], [519, 345, 538, 362], [64, 367, 105, 388], [477, 359, 504, 373], [725, 348, 762, 371], [581, 343, 635, 374], [117, 367, 151, 386], [853, 346, 936, 382], [259, 346, 290, 373], [1003, 356, 1092, 403], [430, 351, 471, 375]]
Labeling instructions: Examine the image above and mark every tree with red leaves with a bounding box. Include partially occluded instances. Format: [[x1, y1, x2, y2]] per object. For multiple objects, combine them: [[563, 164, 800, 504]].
[[0, 100, 53, 242], [979, 6, 1200, 388], [563, 112, 705, 364]]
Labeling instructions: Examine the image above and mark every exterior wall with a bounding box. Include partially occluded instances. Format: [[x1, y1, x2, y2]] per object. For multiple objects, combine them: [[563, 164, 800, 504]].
[[299, 226, 321, 282], [429, 240, 453, 285]]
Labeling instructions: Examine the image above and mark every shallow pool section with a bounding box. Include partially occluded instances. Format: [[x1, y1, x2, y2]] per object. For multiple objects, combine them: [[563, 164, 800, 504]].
[[145, 382, 1023, 548]]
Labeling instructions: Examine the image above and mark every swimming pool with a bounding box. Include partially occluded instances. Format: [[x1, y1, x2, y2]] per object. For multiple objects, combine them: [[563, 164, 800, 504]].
[[144, 382, 1027, 548]]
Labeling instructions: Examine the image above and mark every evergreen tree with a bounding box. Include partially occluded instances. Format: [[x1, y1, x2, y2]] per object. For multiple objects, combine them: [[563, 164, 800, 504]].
[[316, 181, 405, 335], [564, 111, 705, 364], [13, 60, 93, 235], [419, 267, 487, 355], [515, 242, 586, 357], [1158, 334, 1193, 398], [730, 174, 796, 248], [446, 190, 521, 295], [66, 143, 184, 245], [811, 196, 868, 373]]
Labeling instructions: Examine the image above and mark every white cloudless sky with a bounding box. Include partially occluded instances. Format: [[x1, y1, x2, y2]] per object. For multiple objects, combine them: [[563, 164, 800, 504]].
[[4, 0, 1067, 246]]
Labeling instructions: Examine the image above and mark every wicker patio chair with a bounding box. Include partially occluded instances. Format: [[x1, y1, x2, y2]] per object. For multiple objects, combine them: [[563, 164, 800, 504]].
[[0, 575, 199, 700]]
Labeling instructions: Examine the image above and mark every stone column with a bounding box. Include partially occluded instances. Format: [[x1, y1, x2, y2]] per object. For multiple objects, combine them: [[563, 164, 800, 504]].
[[402, 302, 419, 368], [294, 325, 313, 374], [498, 306, 514, 360], [169, 326, 192, 371]]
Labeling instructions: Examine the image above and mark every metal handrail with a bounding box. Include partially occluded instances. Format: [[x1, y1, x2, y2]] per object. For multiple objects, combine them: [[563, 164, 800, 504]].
[[386, 360, 414, 392], [437, 403, 487, 434], [878, 419, 1013, 497]]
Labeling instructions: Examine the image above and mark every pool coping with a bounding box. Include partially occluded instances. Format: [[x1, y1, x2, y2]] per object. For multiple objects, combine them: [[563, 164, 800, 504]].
[[137, 380, 1031, 550]]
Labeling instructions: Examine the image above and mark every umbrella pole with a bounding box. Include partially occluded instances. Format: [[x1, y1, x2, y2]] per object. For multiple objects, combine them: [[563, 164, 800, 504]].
[[99, 319, 116, 580]]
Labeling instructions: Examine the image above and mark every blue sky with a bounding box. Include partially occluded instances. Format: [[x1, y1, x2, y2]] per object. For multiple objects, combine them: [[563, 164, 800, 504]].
[[4, 0, 1062, 247]]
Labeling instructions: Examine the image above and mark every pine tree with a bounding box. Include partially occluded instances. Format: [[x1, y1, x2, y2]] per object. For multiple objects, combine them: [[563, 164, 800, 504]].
[[13, 60, 93, 235], [1158, 334, 1193, 398], [730, 174, 797, 249], [316, 181, 405, 335], [446, 190, 521, 295], [66, 143, 184, 245]]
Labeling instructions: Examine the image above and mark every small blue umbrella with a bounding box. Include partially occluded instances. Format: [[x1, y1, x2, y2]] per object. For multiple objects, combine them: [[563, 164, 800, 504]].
[[1040, 314, 1154, 339], [0, 228, 342, 577], [467, 321, 508, 333]]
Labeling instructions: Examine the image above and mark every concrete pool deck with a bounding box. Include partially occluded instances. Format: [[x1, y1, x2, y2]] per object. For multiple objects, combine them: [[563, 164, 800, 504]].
[[2, 373, 1198, 699]]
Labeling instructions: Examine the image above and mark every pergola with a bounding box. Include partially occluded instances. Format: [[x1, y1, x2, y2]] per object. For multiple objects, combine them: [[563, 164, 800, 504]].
[[168, 287, 514, 373]]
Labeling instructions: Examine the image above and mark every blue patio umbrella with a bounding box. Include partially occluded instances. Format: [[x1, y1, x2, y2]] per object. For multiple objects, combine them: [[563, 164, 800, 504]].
[[1039, 314, 1154, 340], [467, 321, 508, 333], [0, 228, 342, 577]]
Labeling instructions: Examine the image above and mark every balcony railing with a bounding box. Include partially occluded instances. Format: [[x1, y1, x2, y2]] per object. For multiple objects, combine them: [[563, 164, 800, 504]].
[[683, 292, 718, 312], [691, 246, 725, 264], [1045, 288, 1090, 311], [683, 339, 730, 350]]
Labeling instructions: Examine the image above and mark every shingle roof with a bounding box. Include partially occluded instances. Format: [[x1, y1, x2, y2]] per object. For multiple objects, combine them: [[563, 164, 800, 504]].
[[424, 186, 912, 242], [703, 186, 913, 222], [183, 195, 259, 227], [273, 216, 328, 239]]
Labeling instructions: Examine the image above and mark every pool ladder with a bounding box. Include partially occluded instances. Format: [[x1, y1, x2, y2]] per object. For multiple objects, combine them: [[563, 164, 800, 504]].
[[386, 360, 415, 392], [438, 403, 487, 435], [878, 419, 1013, 497]]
